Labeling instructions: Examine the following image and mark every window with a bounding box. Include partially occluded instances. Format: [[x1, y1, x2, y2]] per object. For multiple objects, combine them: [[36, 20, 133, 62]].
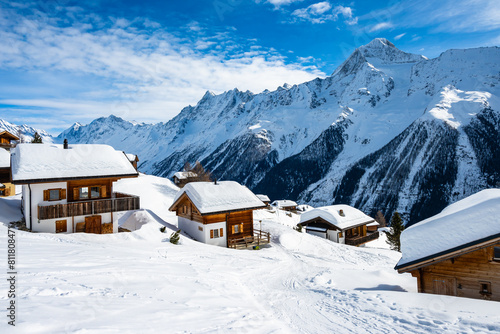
[[44, 188, 66, 201], [90, 186, 100, 199], [232, 223, 244, 234], [55, 220, 67, 233], [480, 282, 492, 295], [79, 187, 89, 199], [211, 228, 220, 239], [198, 226, 203, 232], [493, 247, 500, 262], [338, 231, 343, 238]]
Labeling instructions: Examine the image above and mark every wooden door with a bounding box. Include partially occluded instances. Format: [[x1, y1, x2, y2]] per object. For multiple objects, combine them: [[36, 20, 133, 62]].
[[432, 275, 456, 296], [85, 215, 102, 234]]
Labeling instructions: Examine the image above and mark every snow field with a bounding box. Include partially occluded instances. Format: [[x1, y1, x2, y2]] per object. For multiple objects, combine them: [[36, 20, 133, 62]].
[[0, 174, 499, 333]]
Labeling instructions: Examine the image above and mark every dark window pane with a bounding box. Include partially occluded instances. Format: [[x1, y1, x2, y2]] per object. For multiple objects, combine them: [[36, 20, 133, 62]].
[[79, 187, 89, 199], [90, 186, 100, 198], [49, 189, 60, 201]]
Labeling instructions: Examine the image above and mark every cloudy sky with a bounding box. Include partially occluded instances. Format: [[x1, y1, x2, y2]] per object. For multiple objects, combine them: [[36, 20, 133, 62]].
[[1, 0, 499, 134]]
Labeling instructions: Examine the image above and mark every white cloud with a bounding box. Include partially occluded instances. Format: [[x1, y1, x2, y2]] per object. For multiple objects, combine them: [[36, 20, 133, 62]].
[[265, 0, 303, 8], [369, 22, 394, 32], [394, 33, 406, 40], [362, 0, 500, 33], [291, 2, 356, 24], [0, 2, 325, 128]]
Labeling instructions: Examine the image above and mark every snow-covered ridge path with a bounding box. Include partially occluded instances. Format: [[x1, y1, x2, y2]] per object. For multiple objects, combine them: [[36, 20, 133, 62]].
[[1, 175, 499, 333]]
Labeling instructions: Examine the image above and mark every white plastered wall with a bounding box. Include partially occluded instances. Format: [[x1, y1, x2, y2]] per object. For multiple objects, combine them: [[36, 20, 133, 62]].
[[204, 221, 227, 248]]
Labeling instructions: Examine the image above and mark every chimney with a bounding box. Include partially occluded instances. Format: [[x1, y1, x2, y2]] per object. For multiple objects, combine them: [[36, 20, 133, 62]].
[[63, 139, 68, 149], [339, 209, 345, 217], [214, 178, 217, 185]]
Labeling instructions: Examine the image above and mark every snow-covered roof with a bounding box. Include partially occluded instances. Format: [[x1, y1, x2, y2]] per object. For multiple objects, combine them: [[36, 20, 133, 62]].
[[367, 221, 380, 227], [0, 183, 4, 188], [170, 181, 265, 215], [126, 153, 138, 162], [271, 200, 298, 208], [173, 171, 197, 180], [0, 148, 10, 168], [11, 143, 138, 183], [396, 189, 500, 270], [256, 194, 270, 202], [299, 205, 374, 230]]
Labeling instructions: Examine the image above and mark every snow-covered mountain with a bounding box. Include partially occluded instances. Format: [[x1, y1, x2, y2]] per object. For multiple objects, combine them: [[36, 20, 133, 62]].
[[0, 119, 53, 143], [55, 38, 500, 225]]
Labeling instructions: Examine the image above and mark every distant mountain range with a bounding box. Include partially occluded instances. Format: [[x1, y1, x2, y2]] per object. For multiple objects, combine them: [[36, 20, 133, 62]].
[[0, 119, 53, 143], [2, 38, 499, 225]]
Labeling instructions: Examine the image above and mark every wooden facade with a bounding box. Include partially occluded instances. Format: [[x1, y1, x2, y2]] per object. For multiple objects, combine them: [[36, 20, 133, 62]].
[[398, 240, 500, 301], [0, 131, 19, 148], [175, 195, 255, 244]]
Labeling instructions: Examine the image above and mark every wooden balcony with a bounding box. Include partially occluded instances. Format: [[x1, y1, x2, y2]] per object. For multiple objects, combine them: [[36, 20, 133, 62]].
[[38, 192, 140, 220], [228, 229, 271, 249], [345, 231, 380, 246]]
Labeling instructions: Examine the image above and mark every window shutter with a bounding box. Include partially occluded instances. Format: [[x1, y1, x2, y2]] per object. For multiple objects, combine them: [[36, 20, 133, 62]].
[[232, 225, 235, 234], [220, 228, 223, 237], [5, 188, 10, 196], [73, 188, 79, 200], [60, 189, 66, 200], [240, 223, 244, 233], [43, 190, 49, 201], [210, 229, 214, 239], [101, 185, 107, 198]]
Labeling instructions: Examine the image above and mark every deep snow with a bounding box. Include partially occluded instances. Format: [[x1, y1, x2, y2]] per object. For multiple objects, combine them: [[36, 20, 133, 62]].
[[1, 174, 499, 333]]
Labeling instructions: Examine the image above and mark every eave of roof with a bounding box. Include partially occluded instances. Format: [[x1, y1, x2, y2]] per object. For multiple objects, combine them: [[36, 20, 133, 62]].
[[11, 172, 139, 185], [395, 232, 500, 273]]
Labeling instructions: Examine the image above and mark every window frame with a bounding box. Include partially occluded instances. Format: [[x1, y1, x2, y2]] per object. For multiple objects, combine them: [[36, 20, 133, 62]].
[[493, 246, 500, 262], [479, 281, 492, 296]]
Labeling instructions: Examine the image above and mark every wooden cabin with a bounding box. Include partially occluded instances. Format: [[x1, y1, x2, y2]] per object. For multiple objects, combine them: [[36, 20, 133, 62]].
[[0, 148, 15, 197], [169, 181, 269, 248], [299, 205, 379, 246], [173, 171, 198, 188], [256, 194, 270, 207], [0, 130, 19, 149], [396, 189, 500, 301], [126, 153, 139, 171], [10, 143, 140, 233], [271, 200, 297, 212]]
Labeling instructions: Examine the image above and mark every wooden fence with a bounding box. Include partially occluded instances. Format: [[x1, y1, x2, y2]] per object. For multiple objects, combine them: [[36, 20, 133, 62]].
[[38, 193, 140, 220], [345, 231, 380, 246], [228, 229, 271, 249]]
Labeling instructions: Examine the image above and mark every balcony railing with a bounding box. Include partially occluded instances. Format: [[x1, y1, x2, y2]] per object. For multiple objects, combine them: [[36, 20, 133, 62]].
[[38, 192, 140, 220], [228, 229, 271, 249], [345, 231, 380, 246]]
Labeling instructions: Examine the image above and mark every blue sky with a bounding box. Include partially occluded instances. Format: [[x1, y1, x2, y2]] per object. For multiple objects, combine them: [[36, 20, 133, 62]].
[[0, 0, 499, 134]]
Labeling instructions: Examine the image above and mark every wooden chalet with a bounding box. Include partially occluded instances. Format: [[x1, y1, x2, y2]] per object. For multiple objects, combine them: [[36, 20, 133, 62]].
[[396, 190, 500, 301], [10, 143, 140, 234], [173, 171, 198, 188], [271, 200, 297, 212], [169, 181, 269, 248], [126, 153, 139, 171], [299, 205, 379, 246], [256, 194, 270, 207], [0, 148, 14, 197], [0, 130, 19, 149]]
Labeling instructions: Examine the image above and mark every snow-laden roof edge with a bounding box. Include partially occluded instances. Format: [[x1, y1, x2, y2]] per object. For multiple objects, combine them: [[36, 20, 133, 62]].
[[299, 205, 374, 230], [169, 181, 266, 215], [396, 189, 500, 271]]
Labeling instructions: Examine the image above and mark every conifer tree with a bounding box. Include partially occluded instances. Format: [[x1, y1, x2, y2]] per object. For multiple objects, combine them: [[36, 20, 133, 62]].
[[31, 132, 43, 143], [385, 211, 405, 252], [170, 229, 181, 245]]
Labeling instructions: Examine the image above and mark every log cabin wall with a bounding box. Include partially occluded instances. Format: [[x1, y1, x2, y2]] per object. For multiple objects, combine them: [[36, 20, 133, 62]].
[[67, 178, 114, 202], [176, 197, 203, 223], [411, 244, 500, 301], [226, 210, 253, 240]]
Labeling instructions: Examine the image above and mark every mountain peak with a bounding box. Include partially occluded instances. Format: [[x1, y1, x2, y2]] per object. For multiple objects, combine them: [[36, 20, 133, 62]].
[[332, 38, 426, 76]]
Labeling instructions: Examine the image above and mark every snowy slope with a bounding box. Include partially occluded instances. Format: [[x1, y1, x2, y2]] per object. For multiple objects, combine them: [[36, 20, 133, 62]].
[[2, 176, 500, 333], [44, 39, 500, 225]]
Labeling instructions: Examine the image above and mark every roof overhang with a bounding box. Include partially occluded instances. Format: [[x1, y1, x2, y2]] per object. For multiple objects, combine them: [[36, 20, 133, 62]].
[[169, 192, 266, 216], [0, 131, 20, 141], [300, 215, 374, 231], [395, 233, 500, 273], [12, 172, 139, 185]]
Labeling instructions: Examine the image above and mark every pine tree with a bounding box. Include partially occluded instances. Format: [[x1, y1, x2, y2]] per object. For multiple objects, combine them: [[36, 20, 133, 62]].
[[31, 132, 43, 143], [374, 210, 386, 227], [385, 211, 405, 252], [170, 229, 181, 245]]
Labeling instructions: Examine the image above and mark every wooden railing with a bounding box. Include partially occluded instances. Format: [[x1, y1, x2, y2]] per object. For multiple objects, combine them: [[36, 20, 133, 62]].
[[345, 231, 380, 246], [38, 193, 140, 220], [228, 229, 271, 249]]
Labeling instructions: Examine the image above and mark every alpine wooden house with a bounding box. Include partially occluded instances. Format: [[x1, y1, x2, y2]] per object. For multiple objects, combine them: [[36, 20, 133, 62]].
[[169, 181, 269, 248], [0, 131, 19, 197], [299, 205, 379, 246], [11, 143, 140, 234], [396, 189, 500, 301], [173, 171, 198, 188]]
